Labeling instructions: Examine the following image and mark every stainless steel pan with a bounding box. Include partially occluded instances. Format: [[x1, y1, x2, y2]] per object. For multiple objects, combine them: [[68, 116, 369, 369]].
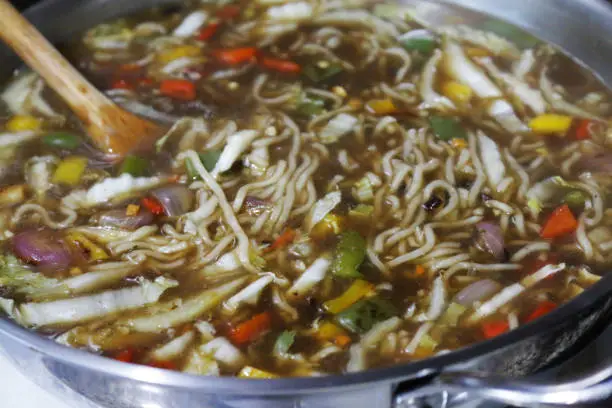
[[0, 1, 611, 407]]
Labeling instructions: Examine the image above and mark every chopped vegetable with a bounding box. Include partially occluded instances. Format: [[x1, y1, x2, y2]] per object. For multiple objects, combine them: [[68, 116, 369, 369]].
[[114, 348, 135, 363], [266, 2, 313, 21], [66, 231, 109, 261], [260, 57, 301, 74], [331, 231, 367, 278], [353, 176, 374, 203], [111, 79, 133, 90], [482, 320, 509, 339], [266, 228, 297, 252], [214, 47, 258, 65], [212, 130, 259, 177], [529, 114, 573, 135], [11, 277, 177, 327], [42, 132, 80, 150], [224, 275, 273, 314], [160, 79, 196, 101], [540, 204, 578, 239], [148, 360, 177, 370], [320, 113, 358, 144], [440, 302, 467, 326], [310, 213, 344, 241], [229, 311, 272, 345], [173, 11, 209, 37], [323, 279, 374, 314], [479, 132, 506, 189], [274, 330, 296, 355], [441, 81, 473, 105], [238, 366, 278, 379], [316, 321, 352, 347], [141, 196, 164, 216], [125, 204, 140, 216], [307, 191, 342, 231], [150, 185, 193, 217], [525, 301, 557, 322], [296, 95, 326, 117], [52, 156, 87, 186], [429, 116, 467, 141], [348, 204, 374, 221], [186, 150, 222, 179], [365, 99, 398, 115], [119, 155, 149, 177], [574, 119, 592, 140], [401, 38, 437, 54], [6, 115, 42, 132], [286, 257, 331, 299], [156, 45, 201, 64], [303, 62, 343, 83], [198, 22, 220, 41], [474, 222, 506, 261], [336, 297, 397, 334], [563, 190, 589, 213], [451, 138, 467, 149], [0, 185, 26, 208]]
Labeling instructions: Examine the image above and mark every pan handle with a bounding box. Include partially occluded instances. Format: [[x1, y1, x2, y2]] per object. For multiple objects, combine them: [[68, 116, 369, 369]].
[[394, 360, 612, 408]]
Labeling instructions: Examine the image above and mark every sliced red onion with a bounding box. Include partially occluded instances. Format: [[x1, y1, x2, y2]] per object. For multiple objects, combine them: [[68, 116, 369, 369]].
[[577, 154, 612, 174], [151, 184, 194, 216], [474, 222, 506, 261], [95, 208, 154, 230], [12, 229, 73, 271], [454, 279, 502, 306]]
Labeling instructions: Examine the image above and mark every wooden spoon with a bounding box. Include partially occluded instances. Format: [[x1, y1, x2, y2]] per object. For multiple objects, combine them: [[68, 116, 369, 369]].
[[0, 0, 163, 159]]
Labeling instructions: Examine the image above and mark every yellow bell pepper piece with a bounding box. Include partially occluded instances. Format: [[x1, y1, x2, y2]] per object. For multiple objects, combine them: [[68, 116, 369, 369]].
[[238, 366, 278, 379], [529, 114, 573, 135], [365, 98, 398, 115], [310, 214, 344, 241], [126, 204, 140, 216], [316, 322, 352, 347], [66, 231, 109, 261], [441, 81, 473, 105], [156, 45, 201, 64], [323, 279, 375, 314], [52, 156, 88, 186], [6, 115, 42, 132], [450, 137, 468, 150]]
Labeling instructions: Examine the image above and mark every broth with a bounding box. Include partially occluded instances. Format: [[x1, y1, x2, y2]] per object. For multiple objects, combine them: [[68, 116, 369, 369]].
[[0, 0, 610, 378]]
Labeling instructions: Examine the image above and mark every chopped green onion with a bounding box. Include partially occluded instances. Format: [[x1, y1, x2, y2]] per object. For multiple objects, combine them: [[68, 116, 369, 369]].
[[42, 132, 81, 150], [429, 116, 467, 141], [274, 330, 296, 355], [119, 155, 149, 177], [303, 62, 343, 83], [186, 150, 222, 180], [336, 297, 397, 334], [401, 38, 437, 54], [332, 231, 366, 278]]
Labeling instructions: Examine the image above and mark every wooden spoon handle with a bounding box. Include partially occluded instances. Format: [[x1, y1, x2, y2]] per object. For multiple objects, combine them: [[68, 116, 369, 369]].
[[0, 0, 111, 121]]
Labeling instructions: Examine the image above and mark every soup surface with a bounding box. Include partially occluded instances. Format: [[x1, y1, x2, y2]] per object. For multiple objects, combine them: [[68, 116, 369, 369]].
[[0, 0, 610, 378]]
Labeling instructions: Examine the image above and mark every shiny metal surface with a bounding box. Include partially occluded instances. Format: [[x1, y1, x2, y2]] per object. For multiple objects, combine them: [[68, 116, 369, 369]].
[[0, 0, 612, 407]]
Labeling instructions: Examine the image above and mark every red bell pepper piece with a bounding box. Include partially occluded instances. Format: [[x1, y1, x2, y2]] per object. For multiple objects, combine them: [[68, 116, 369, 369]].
[[525, 301, 557, 322], [214, 47, 258, 65], [260, 57, 301, 74], [482, 320, 509, 339], [159, 79, 196, 101], [540, 204, 578, 240]]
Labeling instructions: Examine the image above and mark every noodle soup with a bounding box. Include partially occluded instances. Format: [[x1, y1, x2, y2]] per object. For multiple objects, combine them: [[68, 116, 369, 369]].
[[0, 0, 610, 378]]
